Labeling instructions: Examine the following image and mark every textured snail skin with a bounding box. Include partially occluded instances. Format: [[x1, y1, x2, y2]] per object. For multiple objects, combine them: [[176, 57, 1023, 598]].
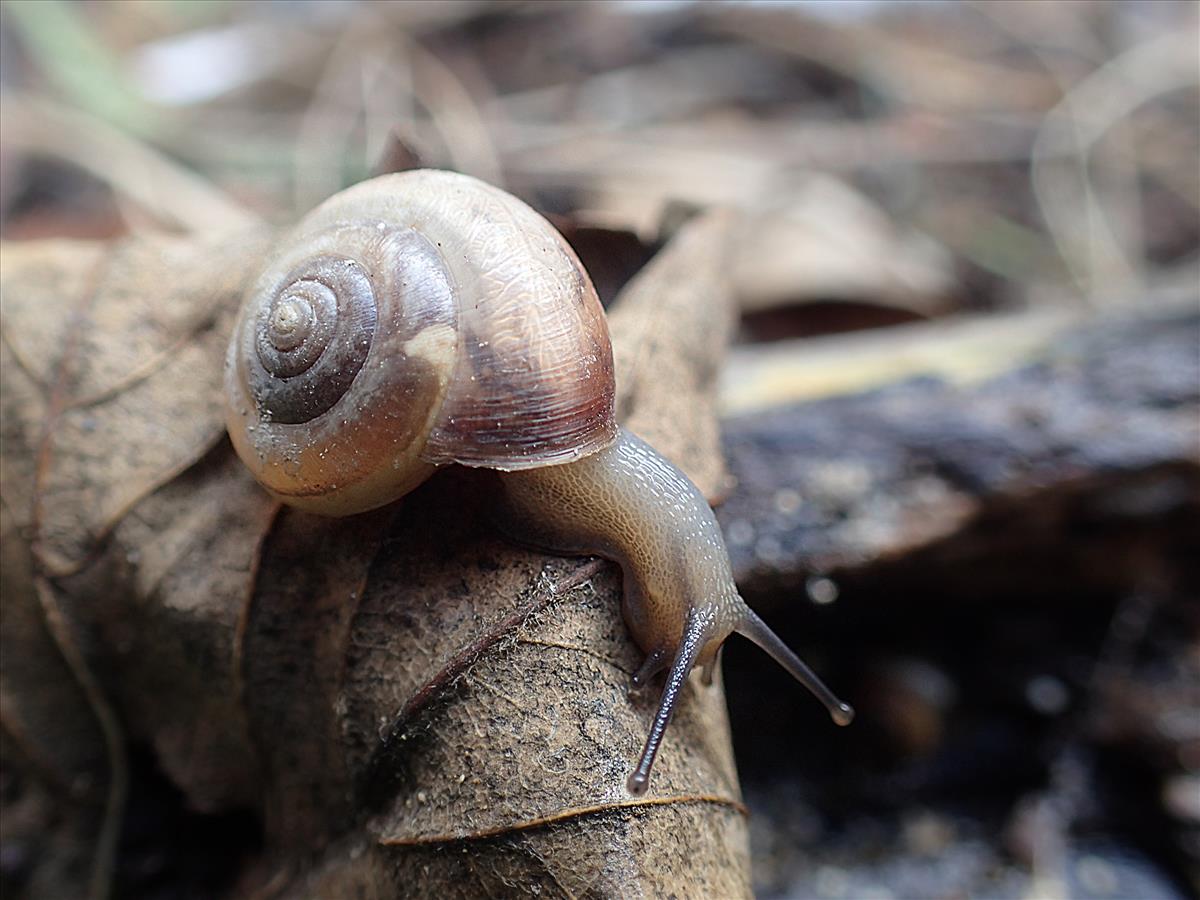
[[497, 429, 742, 670], [225, 170, 851, 795]]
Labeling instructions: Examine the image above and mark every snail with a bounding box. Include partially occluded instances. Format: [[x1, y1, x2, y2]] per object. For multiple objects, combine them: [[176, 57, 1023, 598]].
[[224, 169, 853, 796]]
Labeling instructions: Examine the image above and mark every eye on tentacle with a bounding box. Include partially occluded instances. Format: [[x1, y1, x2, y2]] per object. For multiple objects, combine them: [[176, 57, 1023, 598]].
[[627, 606, 713, 796], [627, 599, 853, 795], [734, 604, 855, 727]]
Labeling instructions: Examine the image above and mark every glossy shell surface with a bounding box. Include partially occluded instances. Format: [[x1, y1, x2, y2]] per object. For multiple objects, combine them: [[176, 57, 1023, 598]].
[[225, 169, 616, 515]]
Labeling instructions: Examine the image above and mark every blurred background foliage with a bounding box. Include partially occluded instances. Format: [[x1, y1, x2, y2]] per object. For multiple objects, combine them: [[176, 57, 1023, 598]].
[[1, 2, 1198, 899], [3, 0, 1196, 317]]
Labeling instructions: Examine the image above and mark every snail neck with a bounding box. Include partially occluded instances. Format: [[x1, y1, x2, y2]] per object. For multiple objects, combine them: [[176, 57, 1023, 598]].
[[492, 426, 742, 658]]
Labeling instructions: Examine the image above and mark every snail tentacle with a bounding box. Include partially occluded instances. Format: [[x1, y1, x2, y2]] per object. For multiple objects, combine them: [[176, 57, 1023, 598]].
[[627, 606, 709, 796]]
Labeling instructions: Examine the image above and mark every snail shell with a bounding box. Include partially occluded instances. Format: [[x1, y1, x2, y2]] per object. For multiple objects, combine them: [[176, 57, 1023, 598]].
[[225, 170, 617, 515]]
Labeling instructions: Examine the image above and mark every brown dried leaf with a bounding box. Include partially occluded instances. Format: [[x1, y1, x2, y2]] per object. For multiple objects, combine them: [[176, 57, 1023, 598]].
[[237, 478, 748, 896], [62, 450, 278, 814], [0, 203, 749, 896], [240, 505, 397, 848], [0, 503, 109, 898], [0, 230, 271, 575], [1, 231, 271, 896]]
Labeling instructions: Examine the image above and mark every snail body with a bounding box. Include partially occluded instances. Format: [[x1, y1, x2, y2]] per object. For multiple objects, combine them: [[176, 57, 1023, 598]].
[[225, 170, 851, 795]]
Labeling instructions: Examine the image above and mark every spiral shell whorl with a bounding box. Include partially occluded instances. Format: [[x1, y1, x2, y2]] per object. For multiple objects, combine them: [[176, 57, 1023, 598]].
[[226, 218, 457, 515], [249, 255, 377, 424]]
